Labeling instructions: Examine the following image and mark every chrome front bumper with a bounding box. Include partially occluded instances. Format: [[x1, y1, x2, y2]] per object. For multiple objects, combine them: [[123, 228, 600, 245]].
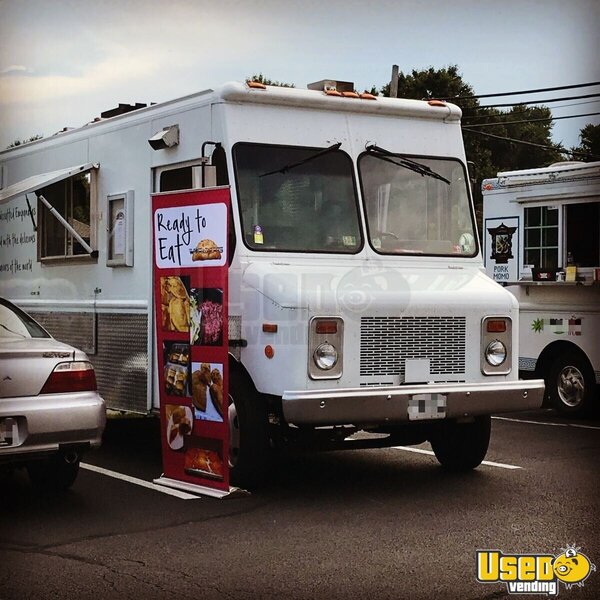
[[282, 379, 545, 426]]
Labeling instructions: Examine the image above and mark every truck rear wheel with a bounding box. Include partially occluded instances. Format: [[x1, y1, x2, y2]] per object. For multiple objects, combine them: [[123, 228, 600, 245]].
[[547, 352, 595, 416], [228, 371, 270, 489], [429, 416, 491, 471]]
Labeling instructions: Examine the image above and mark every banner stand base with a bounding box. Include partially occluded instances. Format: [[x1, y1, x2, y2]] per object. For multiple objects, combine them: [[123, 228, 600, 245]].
[[153, 476, 250, 499]]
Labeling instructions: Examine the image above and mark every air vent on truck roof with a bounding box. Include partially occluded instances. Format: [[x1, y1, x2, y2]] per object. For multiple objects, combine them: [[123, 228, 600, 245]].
[[307, 79, 355, 93], [100, 102, 148, 119]]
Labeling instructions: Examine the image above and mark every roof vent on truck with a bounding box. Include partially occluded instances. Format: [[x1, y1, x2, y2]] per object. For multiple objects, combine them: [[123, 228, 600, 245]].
[[307, 79, 377, 100], [100, 102, 148, 119]]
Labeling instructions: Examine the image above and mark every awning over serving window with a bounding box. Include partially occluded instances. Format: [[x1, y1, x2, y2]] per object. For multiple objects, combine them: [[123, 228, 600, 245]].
[[0, 162, 98, 205]]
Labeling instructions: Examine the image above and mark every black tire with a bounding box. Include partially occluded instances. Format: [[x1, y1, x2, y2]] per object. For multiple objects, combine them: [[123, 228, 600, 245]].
[[429, 416, 491, 471], [27, 454, 80, 491], [547, 351, 596, 416], [228, 370, 270, 490]]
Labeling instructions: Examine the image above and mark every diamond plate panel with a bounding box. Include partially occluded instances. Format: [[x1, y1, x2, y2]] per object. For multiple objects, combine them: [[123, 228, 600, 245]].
[[360, 316, 466, 379], [95, 313, 148, 413], [33, 311, 95, 355], [31, 311, 149, 413]]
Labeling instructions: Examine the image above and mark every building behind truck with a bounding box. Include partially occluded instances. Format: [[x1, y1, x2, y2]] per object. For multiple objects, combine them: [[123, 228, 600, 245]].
[[483, 161, 600, 416], [0, 79, 544, 487]]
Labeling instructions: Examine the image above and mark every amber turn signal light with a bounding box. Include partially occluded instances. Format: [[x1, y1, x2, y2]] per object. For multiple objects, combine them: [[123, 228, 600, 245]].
[[486, 319, 507, 333], [316, 320, 338, 334]]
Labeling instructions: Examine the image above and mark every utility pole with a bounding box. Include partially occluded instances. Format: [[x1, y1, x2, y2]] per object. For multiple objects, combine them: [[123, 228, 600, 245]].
[[390, 64, 399, 98]]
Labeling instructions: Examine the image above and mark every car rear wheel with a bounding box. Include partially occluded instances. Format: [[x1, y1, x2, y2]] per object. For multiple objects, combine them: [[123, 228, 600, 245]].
[[27, 453, 80, 491], [429, 416, 491, 471], [547, 352, 595, 416]]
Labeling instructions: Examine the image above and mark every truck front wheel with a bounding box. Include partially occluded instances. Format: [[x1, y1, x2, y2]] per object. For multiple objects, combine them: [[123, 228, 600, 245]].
[[228, 371, 270, 489], [547, 352, 595, 416], [429, 416, 491, 471]]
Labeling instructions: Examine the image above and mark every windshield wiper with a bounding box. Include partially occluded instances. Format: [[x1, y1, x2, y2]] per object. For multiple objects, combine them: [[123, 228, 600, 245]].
[[365, 144, 450, 185], [260, 142, 342, 178]]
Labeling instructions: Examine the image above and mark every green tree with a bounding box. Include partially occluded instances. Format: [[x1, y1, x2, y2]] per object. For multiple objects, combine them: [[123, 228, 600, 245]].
[[7, 134, 43, 149], [466, 105, 563, 170], [570, 123, 600, 160], [247, 73, 295, 88]]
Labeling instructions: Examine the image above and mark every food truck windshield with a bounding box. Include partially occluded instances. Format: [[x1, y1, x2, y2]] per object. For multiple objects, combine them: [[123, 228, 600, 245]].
[[358, 152, 478, 257], [233, 142, 362, 253]]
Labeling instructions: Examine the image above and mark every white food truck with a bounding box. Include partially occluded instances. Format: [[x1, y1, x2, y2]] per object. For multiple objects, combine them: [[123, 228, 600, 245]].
[[483, 161, 600, 416], [0, 79, 544, 486]]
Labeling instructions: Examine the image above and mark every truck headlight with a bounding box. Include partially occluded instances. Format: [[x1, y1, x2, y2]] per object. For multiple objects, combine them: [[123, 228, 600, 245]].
[[309, 317, 344, 379], [485, 340, 507, 366], [313, 343, 338, 370]]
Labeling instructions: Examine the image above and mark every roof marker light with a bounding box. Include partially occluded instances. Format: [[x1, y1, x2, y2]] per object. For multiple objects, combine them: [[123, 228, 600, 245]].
[[428, 99, 447, 107], [247, 80, 267, 89]]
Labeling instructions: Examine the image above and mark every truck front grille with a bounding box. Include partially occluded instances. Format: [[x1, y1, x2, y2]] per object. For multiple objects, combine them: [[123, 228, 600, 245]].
[[360, 316, 466, 379]]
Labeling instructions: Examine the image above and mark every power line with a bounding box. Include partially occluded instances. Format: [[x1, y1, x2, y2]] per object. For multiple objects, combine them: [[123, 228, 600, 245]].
[[550, 99, 600, 111], [478, 92, 600, 109], [462, 127, 600, 160], [462, 98, 600, 121], [463, 111, 600, 128], [441, 81, 600, 101]]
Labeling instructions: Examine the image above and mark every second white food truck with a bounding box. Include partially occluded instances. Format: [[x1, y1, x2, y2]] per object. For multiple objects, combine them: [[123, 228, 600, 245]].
[[0, 80, 544, 486], [483, 161, 600, 417]]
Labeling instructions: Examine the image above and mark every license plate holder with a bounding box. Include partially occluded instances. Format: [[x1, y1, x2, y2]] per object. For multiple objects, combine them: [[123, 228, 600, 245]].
[[408, 393, 447, 421], [0, 417, 18, 447]]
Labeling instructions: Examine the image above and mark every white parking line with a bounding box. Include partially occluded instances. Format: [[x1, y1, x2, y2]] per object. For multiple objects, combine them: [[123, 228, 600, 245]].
[[493, 416, 600, 430], [80, 463, 200, 500], [392, 446, 522, 470]]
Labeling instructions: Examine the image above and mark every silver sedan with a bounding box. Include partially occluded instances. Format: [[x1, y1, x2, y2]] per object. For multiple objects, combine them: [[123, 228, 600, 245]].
[[0, 298, 106, 490]]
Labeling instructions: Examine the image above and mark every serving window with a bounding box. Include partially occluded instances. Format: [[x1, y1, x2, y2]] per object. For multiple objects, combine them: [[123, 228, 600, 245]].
[[38, 170, 98, 261], [565, 201, 599, 267], [524, 200, 599, 269]]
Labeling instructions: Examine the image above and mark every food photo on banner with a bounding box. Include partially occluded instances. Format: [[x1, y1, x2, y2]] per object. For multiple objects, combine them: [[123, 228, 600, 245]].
[[151, 187, 231, 497], [191, 361, 224, 423], [190, 287, 223, 346], [160, 276, 191, 332]]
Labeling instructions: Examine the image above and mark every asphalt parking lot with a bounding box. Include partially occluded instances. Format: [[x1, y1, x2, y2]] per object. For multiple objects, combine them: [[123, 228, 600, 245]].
[[1, 408, 599, 600]]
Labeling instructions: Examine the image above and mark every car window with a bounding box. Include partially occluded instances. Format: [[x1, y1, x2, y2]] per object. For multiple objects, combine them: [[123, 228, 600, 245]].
[[0, 300, 51, 339]]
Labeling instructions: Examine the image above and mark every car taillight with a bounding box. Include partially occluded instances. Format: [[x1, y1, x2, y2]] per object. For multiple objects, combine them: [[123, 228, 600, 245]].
[[40, 361, 97, 394]]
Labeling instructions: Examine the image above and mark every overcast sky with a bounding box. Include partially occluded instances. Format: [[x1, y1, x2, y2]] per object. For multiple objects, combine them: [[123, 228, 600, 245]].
[[0, 0, 599, 153]]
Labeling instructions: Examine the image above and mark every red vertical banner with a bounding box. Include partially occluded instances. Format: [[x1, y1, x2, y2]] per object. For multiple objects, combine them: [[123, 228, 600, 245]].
[[152, 188, 230, 496]]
